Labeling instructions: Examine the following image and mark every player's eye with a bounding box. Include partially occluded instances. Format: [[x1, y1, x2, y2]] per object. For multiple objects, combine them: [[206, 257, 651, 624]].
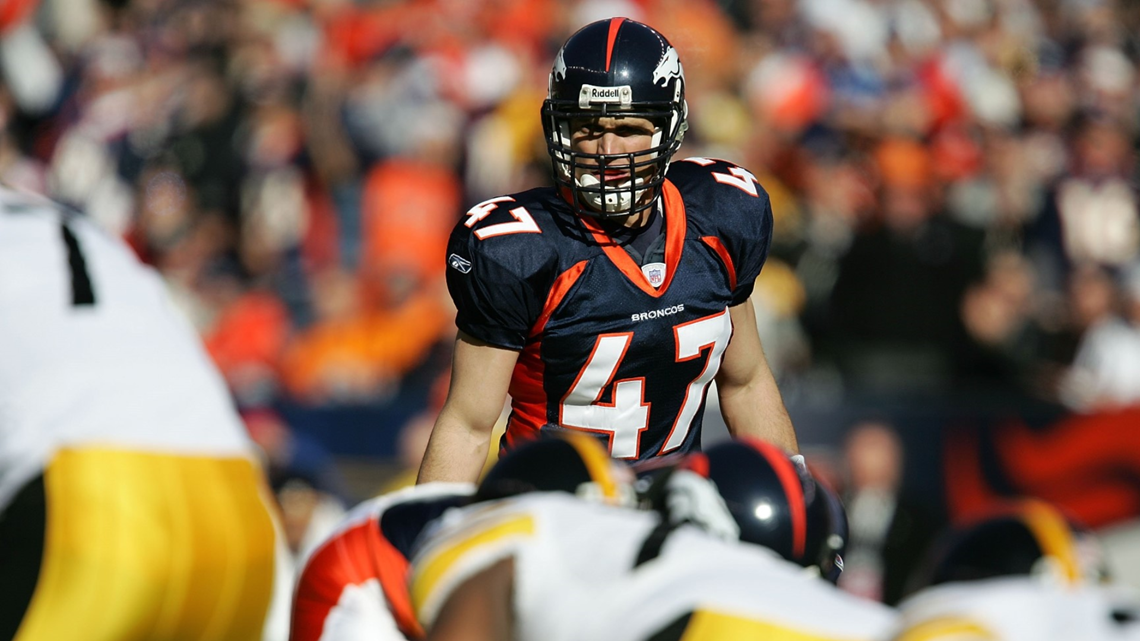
[[616, 125, 652, 137]]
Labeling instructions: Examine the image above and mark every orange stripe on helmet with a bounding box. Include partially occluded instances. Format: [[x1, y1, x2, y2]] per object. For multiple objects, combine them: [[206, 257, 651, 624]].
[[743, 438, 807, 560], [605, 17, 623, 72]]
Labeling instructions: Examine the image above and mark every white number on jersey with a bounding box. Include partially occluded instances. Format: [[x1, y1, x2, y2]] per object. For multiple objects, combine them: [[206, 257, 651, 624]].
[[464, 196, 542, 240], [559, 309, 732, 458], [681, 157, 761, 197]]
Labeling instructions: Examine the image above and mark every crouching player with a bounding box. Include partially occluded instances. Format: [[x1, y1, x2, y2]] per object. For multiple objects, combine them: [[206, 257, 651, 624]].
[[411, 437, 895, 641]]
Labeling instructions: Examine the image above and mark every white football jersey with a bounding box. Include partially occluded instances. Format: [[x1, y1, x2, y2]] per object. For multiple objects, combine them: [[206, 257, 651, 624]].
[[410, 492, 896, 641], [0, 187, 255, 510], [893, 577, 1140, 641]]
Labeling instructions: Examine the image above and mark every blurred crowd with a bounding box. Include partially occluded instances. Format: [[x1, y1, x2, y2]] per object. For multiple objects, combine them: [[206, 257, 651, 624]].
[[5, 0, 1140, 419], [4, 0, 1140, 412], [4, 0, 1140, 590]]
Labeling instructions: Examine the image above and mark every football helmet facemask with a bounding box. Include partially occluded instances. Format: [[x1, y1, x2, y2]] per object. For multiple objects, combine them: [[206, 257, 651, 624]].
[[542, 18, 688, 219]]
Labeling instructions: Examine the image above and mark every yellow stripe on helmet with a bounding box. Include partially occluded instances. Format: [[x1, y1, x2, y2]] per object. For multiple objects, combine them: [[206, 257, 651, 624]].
[[562, 432, 620, 502], [1020, 499, 1081, 584]]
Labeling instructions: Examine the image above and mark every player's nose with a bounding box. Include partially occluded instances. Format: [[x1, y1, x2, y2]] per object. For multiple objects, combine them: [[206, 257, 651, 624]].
[[598, 131, 624, 156]]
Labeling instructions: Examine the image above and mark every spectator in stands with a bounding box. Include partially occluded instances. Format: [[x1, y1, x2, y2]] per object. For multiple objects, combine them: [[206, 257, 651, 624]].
[[839, 420, 937, 606]]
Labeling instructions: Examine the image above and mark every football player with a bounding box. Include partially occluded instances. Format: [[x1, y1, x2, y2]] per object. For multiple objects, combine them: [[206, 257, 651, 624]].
[[289, 483, 473, 641], [290, 431, 633, 641], [411, 438, 895, 641], [417, 17, 797, 484], [0, 186, 288, 640], [891, 499, 1140, 641]]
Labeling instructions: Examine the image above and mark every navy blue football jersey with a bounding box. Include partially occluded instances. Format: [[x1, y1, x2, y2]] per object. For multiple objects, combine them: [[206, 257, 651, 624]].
[[445, 158, 773, 461]]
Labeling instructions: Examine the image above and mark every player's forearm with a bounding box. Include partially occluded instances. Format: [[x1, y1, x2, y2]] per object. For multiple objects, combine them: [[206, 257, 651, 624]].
[[717, 378, 799, 453], [416, 417, 493, 484]]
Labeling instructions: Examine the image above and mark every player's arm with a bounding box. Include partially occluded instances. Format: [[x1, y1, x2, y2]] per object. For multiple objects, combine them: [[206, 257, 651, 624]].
[[425, 558, 514, 641], [417, 331, 519, 484], [715, 297, 799, 453]]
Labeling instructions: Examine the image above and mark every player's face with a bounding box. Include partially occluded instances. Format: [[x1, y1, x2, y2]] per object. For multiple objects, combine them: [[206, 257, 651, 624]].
[[568, 115, 659, 195]]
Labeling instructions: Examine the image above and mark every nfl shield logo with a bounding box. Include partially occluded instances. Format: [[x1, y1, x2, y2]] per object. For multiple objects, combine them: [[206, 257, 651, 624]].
[[642, 262, 666, 288]]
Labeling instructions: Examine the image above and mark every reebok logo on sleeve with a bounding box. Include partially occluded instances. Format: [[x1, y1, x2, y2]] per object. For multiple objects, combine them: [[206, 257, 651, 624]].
[[448, 254, 472, 274]]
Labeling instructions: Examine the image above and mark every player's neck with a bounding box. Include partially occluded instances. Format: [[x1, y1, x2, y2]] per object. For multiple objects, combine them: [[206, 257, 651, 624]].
[[622, 205, 655, 229], [600, 199, 661, 232]]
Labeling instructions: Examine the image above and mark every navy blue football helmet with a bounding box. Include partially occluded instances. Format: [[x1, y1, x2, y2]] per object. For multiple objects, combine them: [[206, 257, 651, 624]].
[[658, 438, 846, 582], [542, 18, 688, 219]]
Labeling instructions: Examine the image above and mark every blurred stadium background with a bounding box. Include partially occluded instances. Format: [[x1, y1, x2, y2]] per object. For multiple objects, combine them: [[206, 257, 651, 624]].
[[3, 0, 1139, 595]]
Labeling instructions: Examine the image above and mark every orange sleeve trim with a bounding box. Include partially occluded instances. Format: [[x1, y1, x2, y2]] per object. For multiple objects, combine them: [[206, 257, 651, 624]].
[[291, 519, 423, 641], [700, 236, 737, 292], [531, 260, 588, 336]]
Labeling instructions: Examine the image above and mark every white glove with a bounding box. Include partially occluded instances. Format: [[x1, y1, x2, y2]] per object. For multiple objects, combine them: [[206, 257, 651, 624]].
[[663, 470, 740, 543], [791, 454, 807, 474]]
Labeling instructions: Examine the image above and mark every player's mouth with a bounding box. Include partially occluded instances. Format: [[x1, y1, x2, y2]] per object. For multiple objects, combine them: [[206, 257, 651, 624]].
[[598, 169, 631, 183]]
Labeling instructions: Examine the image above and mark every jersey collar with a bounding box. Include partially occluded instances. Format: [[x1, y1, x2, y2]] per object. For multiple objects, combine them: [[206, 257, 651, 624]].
[[579, 179, 686, 298]]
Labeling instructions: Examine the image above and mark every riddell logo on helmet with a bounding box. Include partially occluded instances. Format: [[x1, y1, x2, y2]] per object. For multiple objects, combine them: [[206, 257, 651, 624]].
[[579, 84, 633, 109]]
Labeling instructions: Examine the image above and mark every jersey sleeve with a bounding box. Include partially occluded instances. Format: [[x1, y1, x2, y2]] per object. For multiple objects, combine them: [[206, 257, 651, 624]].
[[709, 161, 773, 306], [291, 484, 472, 641], [409, 501, 539, 631], [290, 513, 410, 641], [445, 216, 554, 350], [729, 183, 774, 306], [670, 158, 775, 306]]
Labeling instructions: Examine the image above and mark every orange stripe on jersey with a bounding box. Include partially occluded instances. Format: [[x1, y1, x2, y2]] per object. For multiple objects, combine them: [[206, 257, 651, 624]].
[[374, 529, 423, 638], [292, 520, 423, 641], [505, 261, 589, 451], [660, 179, 687, 288], [700, 236, 737, 291], [747, 438, 807, 559], [532, 260, 588, 337], [581, 179, 687, 298], [506, 340, 547, 448], [683, 452, 710, 477], [605, 18, 623, 72]]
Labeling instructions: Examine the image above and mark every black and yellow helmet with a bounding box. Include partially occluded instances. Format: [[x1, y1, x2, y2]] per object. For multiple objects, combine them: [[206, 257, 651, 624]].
[[914, 499, 1109, 591], [474, 432, 635, 507]]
